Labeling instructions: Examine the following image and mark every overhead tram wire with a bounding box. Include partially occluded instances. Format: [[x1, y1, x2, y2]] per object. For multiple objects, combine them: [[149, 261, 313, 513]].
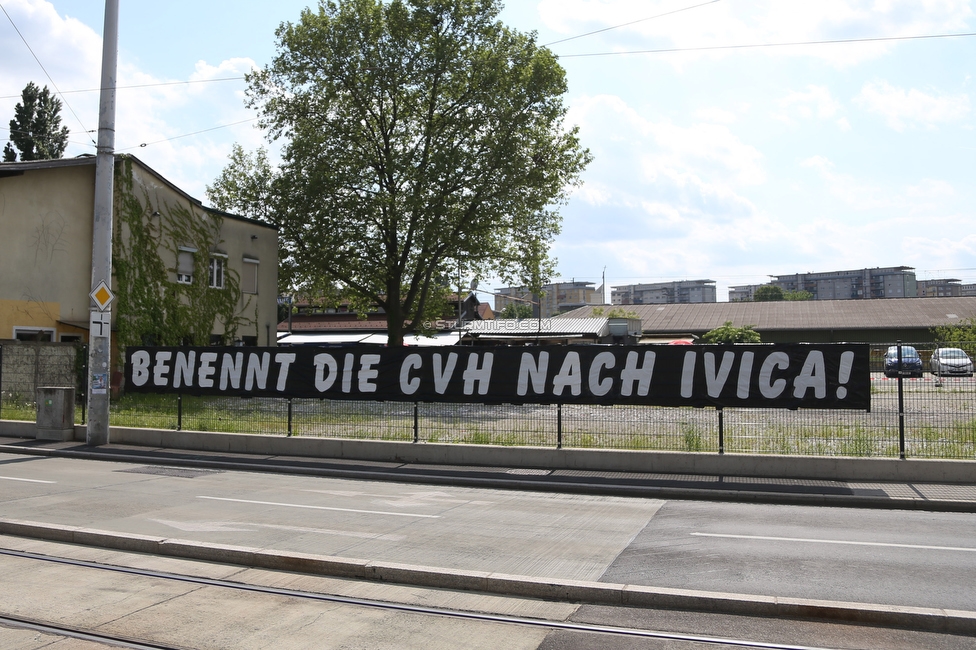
[[556, 31, 976, 58], [0, 77, 248, 101], [543, 0, 723, 47], [116, 117, 259, 152], [0, 1, 94, 146]]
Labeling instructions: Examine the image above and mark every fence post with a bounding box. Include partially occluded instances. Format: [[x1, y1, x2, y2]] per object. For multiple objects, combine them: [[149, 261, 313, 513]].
[[717, 407, 724, 455], [557, 403, 562, 449], [287, 398, 293, 436], [80, 344, 88, 425], [413, 402, 419, 443], [896, 341, 906, 459], [0, 343, 4, 420], [177, 394, 183, 431]]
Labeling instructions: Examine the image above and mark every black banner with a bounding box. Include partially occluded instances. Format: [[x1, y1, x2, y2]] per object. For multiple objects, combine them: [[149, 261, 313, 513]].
[[125, 344, 870, 410]]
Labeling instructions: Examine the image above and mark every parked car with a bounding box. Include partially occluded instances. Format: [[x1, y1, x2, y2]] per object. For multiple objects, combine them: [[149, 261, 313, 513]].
[[929, 347, 974, 377], [883, 345, 923, 378]]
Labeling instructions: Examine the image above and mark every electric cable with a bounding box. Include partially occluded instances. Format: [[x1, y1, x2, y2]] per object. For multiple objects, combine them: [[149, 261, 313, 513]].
[[543, 0, 722, 47], [557, 31, 976, 58]]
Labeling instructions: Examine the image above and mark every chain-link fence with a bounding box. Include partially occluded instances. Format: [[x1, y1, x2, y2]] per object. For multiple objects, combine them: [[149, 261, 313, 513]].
[[0, 341, 87, 423], [3, 341, 976, 459]]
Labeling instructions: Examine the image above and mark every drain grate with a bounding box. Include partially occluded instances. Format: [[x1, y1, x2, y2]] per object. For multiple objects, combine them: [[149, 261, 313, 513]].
[[117, 466, 224, 479]]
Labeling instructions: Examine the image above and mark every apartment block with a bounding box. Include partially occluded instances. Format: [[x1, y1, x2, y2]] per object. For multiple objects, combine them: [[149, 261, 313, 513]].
[[730, 266, 917, 301], [612, 280, 717, 305], [917, 278, 962, 297]]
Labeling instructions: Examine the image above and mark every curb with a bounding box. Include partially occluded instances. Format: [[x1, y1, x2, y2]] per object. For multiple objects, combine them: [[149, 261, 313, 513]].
[[3, 441, 976, 513], [1, 518, 973, 635]]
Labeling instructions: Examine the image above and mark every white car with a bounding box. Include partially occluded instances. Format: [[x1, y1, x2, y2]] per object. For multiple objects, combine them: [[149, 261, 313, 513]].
[[929, 347, 974, 377]]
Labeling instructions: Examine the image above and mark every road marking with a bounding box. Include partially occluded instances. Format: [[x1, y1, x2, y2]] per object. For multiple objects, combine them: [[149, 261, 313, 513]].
[[197, 496, 440, 518], [304, 489, 494, 507], [692, 532, 976, 553], [150, 518, 406, 540], [0, 476, 55, 484]]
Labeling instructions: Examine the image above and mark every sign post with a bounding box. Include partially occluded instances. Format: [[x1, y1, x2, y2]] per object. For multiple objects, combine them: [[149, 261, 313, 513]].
[[87, 0, 119, 446]]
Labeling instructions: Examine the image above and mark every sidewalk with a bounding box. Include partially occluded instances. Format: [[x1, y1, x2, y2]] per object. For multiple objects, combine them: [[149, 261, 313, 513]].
[[2, 434, 976, 512]]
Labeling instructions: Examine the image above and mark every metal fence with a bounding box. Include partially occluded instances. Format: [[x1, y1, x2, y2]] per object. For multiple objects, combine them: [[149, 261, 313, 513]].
[[2, 341, 976, 460]]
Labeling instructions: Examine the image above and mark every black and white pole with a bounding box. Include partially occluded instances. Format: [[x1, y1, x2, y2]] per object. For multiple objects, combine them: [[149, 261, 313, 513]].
[[87, 0, 119, 446]]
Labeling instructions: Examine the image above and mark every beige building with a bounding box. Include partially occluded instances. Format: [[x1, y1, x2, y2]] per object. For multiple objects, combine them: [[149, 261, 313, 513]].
[[0, 154, 278, 349], [495, 281, 604, 318]]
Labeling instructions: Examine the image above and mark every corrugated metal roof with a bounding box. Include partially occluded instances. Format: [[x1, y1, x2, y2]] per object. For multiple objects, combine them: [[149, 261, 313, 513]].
[[560, 297, 976, 332]]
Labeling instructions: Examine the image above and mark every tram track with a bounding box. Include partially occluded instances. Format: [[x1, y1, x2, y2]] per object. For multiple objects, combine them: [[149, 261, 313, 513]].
[[0, 547, 853, 650]]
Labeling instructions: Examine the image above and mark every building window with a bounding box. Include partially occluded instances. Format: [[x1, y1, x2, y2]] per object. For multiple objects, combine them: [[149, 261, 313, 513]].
[[177, 247, 196, 284], [242, 258, 259, 294], [13, 327, 55, 342], [209, 257, 225, 289]]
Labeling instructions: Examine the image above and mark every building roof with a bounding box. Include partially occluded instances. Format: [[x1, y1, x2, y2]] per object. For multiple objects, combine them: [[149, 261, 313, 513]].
[[560, 297, 976, 333], [278, 316, 389, 332], [0, 154, 277, 231]]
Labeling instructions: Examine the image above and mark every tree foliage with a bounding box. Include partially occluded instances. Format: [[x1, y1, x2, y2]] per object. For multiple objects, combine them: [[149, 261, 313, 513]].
[[753, 285, 784, 302], [933, 317, 976, 345], [499, 302, 532, 319], [207, 144, 294, 292], [3, 82, 70, 162], [114, 157, 252, 348], [230, 0, 590, 345], [783, 290, 813, 301], [701, 321, 762, 344], [591, 306, 639, 319]]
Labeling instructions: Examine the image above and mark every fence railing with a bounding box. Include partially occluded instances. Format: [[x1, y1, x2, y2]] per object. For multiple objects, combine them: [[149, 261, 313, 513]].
[[2, 341, 975, 460]]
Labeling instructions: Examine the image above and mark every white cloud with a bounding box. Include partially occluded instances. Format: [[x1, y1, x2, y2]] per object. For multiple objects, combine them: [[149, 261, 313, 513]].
[[1, 0, 102, 153], [854, 81, 970, 131], [693, 107, 738, 124], [1, 1, 263, 198], [565, 94, 764, 222], [774, 85, 842, 123]]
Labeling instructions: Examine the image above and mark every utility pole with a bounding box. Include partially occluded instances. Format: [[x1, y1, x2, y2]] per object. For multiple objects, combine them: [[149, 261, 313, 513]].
[[87, 0, 119, 446]]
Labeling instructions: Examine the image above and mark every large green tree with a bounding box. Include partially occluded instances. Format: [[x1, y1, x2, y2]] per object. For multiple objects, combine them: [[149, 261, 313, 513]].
[[753, 285, 785, 302], [3, 82, 70, 162], [224, 0, 590, 346]]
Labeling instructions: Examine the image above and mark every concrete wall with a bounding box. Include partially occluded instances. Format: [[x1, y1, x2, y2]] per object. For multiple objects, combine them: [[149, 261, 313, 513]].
[[1, 419, 972, 485]]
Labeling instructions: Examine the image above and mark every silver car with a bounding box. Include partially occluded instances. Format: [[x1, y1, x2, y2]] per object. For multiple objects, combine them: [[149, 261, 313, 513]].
[[929, 347, 974, 377]]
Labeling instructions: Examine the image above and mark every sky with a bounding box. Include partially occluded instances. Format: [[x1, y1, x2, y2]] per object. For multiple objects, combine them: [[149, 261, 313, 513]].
[[3, 0, 976, 303]]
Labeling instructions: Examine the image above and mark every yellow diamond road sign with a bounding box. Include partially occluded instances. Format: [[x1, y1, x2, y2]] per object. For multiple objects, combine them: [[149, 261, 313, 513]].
[[90, 281, 115, 311]]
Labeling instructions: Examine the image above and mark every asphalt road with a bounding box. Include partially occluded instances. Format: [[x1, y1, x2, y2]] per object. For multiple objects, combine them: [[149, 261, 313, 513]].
[[600, 500, 976, 611], [1, 451, 974, 612]]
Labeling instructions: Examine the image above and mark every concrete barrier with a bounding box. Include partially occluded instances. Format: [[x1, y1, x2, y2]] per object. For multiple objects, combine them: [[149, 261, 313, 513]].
[[2, 419, 974, 484]]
